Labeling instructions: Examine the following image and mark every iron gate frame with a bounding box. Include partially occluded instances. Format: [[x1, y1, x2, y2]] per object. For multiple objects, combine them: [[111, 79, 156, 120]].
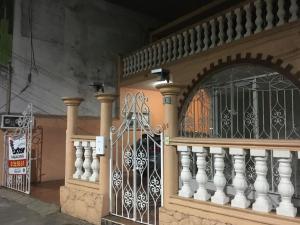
[[2, 104, 33, 194], [109, 92, 163, 225]]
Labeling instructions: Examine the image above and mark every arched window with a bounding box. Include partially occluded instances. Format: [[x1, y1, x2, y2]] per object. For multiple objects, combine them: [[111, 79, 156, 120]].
[[180, 65, 300, 140]]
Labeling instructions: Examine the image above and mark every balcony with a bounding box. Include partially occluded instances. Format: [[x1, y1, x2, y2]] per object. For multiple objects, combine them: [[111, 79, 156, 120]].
[[119, 0, 300, 86]]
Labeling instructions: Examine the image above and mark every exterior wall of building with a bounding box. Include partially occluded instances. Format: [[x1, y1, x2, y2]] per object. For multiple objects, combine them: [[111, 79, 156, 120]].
[[0, 0, 159, 117]]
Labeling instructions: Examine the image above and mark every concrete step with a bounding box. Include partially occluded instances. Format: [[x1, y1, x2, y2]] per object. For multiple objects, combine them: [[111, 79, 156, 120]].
[[101, 215, 144, 225]]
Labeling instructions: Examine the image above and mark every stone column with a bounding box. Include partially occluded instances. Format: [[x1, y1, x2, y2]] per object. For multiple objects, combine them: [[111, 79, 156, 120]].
[[156, 83, 183, 205], [62, 97, 84, 184], [95, 93, 117, 217]]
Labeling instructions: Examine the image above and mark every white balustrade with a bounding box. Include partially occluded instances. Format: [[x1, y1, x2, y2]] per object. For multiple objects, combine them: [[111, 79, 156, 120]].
[[266, 0, 274, 30], [277, 0, 285, 26], [251, 149, 272, 212], [73, 139, 99, 183], [176, 144, 299, 218], [183, 31, 189, 57], [234, 8, 242, 40], [210, 19, 216, 48], [73, 141, 83, 179], [273, 150, 297, 217], [89, 141, 99, 182], [211, 147, 229, 205], [177, 34, 183, 59], [81, 141, 92, 181], [289, 0, 299, 22], [172, 35, 177, 61], [166, 38, 172, 62], [244, 3, 252, 37], [230, 148, 249, 208], [178, 146, 193, 198], [203, 22, 209, 50], [193, 146, 210, 201], [255, 0, 263, 33], [217, 16, 224, 46], [189, 28, 195, 55], [226, 12, 233, 43], [195, 25, 201, 53], [122, 0, 299, 78]]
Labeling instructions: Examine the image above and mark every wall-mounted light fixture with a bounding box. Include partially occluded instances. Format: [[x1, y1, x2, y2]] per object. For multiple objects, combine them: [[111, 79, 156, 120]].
[[89, 82, 104, 93], [151, 68, 170, 83]]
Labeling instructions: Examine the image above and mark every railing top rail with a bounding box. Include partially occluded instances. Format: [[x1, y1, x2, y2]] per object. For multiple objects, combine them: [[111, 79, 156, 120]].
[[169, 137, 300, 151], [71, 134, 96, 140]]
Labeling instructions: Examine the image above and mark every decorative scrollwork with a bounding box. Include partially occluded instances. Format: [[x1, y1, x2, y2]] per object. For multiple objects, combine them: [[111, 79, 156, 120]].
[[136, 146, 147, 172], [149, 171, 161, 200], [136, 189, 148, 212], [124, 145, 133, 168], [112, 168, 122, 192], [123, 186, 133, 209]]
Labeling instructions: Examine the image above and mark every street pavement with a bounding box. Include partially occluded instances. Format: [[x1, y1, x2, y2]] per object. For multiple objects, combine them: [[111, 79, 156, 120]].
[[0, 189, 93, 225]]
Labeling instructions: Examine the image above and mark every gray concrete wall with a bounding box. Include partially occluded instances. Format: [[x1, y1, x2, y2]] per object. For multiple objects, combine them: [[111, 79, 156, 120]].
[[1, 0, 159, 116]]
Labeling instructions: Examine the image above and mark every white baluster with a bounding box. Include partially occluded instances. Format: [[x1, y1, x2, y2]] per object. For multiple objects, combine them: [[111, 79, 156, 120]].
[[266, 0, 274, 30], [89, 141, 99, 182], [244, 3, 252, 37], [157, 43, 161, 65], [189, 28, 195, 55], [251, 149, 271, 213], [211, 147, 229, 205], [255, 0, 263, 33], [166, 38, 172, 62], [161, 40, 166, 64], [217, 16, 224, 46], [177, 34, 183, 59], [148, 47, 152, 68], [129, 56, 133, 74], [195, 25, 201, 53], [144, 49, 148, 70], [152, 45, 157, 67], [235, 8, 242, 40], [274, 151, 297, 217], [178, 146, 193, 198], [133, 54, 136, 73], [73, 140, 83, 179], [139, 51, 144, 71], [172, 36, 177, 60], [210, 19, 216, 48], [226, 12, 233, 43], [135, 53, 140, 72], [277, 0, 285, 26], [183, 31, 189, 57], [230, 148, 250, 208], [81, 141, 92, 181], [203, 22, 209, 50], [193, 146, 210, 201], [289, 0, 299, 22]]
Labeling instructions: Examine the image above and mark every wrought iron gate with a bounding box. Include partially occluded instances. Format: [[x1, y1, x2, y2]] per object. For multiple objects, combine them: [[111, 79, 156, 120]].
[[2, 104, 33, 194], [110, 92, 163, 225]]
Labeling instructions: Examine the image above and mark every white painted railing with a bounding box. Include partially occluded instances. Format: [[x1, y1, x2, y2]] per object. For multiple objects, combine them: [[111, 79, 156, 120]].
[[72, 138, 99, 182], [122, 0, 299, 78], [176, 144, 300, 218]]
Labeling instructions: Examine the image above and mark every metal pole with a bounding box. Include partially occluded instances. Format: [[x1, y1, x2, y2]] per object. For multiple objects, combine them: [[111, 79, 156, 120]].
[[5, 62, 12, 113]]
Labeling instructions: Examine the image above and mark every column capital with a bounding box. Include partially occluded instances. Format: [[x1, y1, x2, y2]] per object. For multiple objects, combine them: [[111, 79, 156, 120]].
[[61, 97, 84, 106], [155, 83, 185, 96], [95, 92, 118, 103]]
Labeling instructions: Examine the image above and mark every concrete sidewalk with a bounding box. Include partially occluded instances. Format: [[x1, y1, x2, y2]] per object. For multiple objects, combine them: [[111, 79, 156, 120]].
[[0, 188, 93, 225]]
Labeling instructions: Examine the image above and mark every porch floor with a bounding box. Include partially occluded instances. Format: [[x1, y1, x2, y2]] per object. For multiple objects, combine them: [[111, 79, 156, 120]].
[[30, 180, 63, 205], [101, 215, 147, 225]]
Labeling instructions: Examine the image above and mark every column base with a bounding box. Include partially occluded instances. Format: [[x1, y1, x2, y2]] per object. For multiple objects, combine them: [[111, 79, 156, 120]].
[[179, 188, 193, 198], [211, 191, 229, 205], [231, 194, 250, 209], [194, 189, 211, 201], [252, 197, 272, 213], [276, 203, 297, 217]]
